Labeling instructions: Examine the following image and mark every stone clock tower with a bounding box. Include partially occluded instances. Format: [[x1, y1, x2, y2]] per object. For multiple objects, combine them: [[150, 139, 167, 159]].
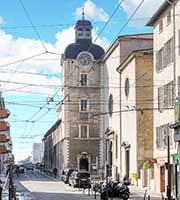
[[60, 14, 105, 175]]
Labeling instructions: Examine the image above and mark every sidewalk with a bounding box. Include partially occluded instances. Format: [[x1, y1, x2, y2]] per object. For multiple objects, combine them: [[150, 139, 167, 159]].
[[129, 186, 162, 199]]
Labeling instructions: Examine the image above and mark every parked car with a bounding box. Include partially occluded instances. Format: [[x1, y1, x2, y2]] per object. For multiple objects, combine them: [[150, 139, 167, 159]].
[[25, 163, 34, 170], [15, 164, 25, 173], [69, 171, 91, 188], [63, 168, 78, 184]]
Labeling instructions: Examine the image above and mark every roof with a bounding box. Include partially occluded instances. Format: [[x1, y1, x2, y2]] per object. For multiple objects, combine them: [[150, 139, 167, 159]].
[[64, 41, 104, 60], [43, 119, 61, 140], [117, 48, 153, 72], [75, 20, 92, 28], [103, 33, 153, 61], [146, 0, 174, 26]]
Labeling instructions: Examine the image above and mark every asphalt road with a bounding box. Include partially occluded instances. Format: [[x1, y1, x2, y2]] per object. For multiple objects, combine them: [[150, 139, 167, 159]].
[[13, 170, 161, 200], [14, 170, 94, 200]]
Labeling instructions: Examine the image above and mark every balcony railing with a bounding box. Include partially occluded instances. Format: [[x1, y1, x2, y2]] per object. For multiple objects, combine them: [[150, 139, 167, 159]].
[[0, 121, 10, 131], [0, 109, 10, 119], [0, 145, 10, 154], [0, 134, 10, 142]]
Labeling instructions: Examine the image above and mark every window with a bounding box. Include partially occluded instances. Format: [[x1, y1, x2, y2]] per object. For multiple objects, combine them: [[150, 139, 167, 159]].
[[158, 81, 174, 111], [159, 19, 163, 33], [125, 78, 130, 97], [156, 123, 173, 149], [79, 125, 88, 138], [156, 37, 174, 72], [78, 29, 83, 37], [80, 99, 88, 111], [80, 74, 87, 86], [108, 94, 113, 116], [167, 11, 171, 25], [85, 29, 91, 37]]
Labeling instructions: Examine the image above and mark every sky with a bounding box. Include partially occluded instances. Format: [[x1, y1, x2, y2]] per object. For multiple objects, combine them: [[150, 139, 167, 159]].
[[0, 0, 164, 162]]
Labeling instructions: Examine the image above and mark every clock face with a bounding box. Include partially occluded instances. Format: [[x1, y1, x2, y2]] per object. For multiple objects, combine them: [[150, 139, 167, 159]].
[[78, 53, 92, 66]]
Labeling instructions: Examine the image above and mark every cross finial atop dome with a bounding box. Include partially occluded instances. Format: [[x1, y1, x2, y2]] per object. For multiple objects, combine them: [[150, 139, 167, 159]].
[[82, 6, 85, 20]]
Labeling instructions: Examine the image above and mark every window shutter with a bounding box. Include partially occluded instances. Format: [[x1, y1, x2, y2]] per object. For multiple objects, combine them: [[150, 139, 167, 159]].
[[158, 87, 164, 111], [178, 76, 180, 100], [163, 125, 167, 147], [170, 38, 174, 62], [156, 52, 159, 72], [163, 43, 167, 67], [156, 127, 160, 148]]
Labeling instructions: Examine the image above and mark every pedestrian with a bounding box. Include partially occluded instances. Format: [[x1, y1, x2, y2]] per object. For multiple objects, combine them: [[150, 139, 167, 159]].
[[53, 167, 58, 178]]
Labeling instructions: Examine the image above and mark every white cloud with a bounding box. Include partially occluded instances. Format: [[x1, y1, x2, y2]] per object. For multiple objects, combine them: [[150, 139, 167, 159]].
[[0, 8, 109, 96], [121, 0, 164, 26], [75, 0, 109, 21]]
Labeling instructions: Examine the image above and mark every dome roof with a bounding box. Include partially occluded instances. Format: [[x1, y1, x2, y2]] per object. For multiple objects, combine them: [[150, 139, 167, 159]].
[[75, 20, 92, 27], [64, 41, 104, 60]]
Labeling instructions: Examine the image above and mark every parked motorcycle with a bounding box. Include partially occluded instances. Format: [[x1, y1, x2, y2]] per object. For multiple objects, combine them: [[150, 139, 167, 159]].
[[100, 179, 130, 200]]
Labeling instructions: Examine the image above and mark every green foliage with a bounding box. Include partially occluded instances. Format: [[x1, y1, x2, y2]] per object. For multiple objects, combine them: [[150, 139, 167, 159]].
[[142, 161, 154, 169]]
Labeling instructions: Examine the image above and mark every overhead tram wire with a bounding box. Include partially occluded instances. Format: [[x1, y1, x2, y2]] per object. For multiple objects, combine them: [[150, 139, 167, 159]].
[[60, 0, 125, 91], [106, 0, 146, 51], [18, 0, 47, 52], [0, 69, 60, 78], [0, 52, 46, 69], [0, 61, 24, 90], [93, 0, 124, 44]]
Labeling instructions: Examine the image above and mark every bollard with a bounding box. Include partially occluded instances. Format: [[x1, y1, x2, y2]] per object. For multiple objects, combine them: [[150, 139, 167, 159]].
[[88, 184, 90, 196], [147, 195, 151, 200], [143, 189, 147, 200]]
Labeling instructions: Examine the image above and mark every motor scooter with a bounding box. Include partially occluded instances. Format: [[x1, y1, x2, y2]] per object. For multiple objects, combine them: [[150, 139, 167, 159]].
[[100, 179, 130, 200]]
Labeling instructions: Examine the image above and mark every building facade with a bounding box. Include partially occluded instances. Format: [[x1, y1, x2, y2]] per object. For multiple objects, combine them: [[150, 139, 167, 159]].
[[0, 95, 13, 172], [32, 143, 42, 163], [59, 16, 105, 175], [42, 119, 62, 175], [102, 34, 153, 180], [117, 49, 154, 187], [147, 0, 180, 197]]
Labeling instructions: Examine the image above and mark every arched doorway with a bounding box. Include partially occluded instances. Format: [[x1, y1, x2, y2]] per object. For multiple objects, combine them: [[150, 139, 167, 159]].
[[79, 152, 89, 171]]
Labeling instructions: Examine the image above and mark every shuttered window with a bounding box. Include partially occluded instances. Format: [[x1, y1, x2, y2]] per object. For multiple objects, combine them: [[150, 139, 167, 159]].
[[156, 37, 174, 72], [158, 81, 174, 111], [156, 123, 173, 149]]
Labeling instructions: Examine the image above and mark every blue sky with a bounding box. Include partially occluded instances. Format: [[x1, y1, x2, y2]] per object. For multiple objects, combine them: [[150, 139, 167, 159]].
[[0, 0, 164, 162]]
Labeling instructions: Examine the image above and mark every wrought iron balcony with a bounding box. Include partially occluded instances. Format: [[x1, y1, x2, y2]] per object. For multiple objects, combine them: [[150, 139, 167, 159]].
[[0, 109, 10, 119], [0, 121, 10, 131], [0, 134, 10, 142], [0, 144, 10, 154]]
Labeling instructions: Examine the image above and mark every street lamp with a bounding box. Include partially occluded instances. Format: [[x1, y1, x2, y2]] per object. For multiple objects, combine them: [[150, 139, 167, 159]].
[[104, 128, 110, 200], [166, 127, 171, 200]]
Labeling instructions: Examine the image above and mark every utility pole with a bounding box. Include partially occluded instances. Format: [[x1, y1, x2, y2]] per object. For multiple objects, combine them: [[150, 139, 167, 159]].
[[167, 128, 171, 200], [8, 164, 13, 200], [104, 128, 109, 200]]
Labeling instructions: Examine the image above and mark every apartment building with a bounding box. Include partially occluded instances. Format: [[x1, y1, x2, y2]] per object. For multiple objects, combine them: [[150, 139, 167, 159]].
[[147, 0, 180, 196]]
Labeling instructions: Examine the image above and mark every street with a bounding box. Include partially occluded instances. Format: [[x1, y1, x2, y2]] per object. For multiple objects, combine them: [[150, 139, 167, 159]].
[[13, 170, 94, 200], [12, 170, 162, 200]]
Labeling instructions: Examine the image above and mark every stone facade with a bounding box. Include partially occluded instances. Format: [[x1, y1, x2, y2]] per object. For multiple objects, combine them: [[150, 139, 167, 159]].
[[59, 17, 105, 175]]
